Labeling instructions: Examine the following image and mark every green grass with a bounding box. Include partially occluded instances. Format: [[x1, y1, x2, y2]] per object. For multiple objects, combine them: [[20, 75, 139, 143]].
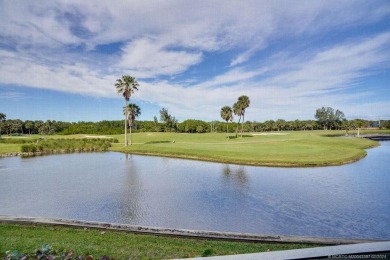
[[1, 130, 388, 166], [0, 223, 317, 259], [110, 130, 382, 167], [0, 143, 21, 154]]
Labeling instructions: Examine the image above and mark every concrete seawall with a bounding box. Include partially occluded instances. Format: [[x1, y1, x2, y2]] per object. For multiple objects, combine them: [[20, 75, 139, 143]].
[[0, 215, 386, 245], [362, 134, 390, 141]]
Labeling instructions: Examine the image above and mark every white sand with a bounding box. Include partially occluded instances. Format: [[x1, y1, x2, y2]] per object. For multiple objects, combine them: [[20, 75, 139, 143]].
[[251, 133, 288, 136]]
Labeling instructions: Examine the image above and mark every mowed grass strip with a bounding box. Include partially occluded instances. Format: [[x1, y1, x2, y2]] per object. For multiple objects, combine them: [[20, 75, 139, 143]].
[[0, 143, 22, 154], [0, 223, 317, 259]]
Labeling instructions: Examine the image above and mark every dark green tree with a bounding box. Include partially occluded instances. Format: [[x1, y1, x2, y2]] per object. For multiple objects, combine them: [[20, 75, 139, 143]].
[[237, 95, 250, 137], [220, 106, 233, 136], [315, 107, 345, 130], [0, 113, 6, 139], [160, 108, 177, 132], [25, 121, 33, 135], [275, 119, 286, 131]]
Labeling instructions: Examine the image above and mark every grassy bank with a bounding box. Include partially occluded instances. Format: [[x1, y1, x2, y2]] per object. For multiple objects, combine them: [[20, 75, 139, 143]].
[[0, 130, 386, 166], [0, 223, 317, 259], [110, 130, 382, 167]]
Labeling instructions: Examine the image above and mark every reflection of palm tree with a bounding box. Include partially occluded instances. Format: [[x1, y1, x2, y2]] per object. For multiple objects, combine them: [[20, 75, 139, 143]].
[[235, 167, 248, 186], [121, 154, 142, 222], [223, 165, 232, 177], [222, 165, 248, 190]]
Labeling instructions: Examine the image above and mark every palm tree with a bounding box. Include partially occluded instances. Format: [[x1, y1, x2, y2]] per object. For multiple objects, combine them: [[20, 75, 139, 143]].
[[124, 104, 141, 145], [25, 121, 33, 135], [237, 95, 250, 137], [233, 102, 243, 138], [220, 106, 233, 137], [115, 75, 139, 146], [356, 120, 364, 137], [0, 113, 6, 139]]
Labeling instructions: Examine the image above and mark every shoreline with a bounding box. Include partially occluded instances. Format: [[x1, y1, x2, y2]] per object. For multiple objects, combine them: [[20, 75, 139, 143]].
[[0, 142, 379, 168], [0, 215, 384, 245], [0, 132, 382, 167], [113, 149, 370, 168], [109, 140, 379, 168]]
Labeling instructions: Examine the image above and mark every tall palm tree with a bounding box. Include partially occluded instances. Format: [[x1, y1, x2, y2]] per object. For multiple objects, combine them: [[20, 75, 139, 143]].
[[233, 101, 243, 138], [115, 75, 139, 146], [0, 113, 6, 139], [220, 106, 233, 137], [124, 104, 141, 145], [237, 95, 250, 137]]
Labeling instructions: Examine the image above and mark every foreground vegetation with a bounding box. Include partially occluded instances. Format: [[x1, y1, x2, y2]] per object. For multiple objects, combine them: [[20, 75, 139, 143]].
[[0, 223, 317, 259], [20, 138, 117, 154]]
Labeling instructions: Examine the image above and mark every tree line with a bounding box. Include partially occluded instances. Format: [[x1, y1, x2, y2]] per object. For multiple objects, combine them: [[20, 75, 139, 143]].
[[0, 117, 388, 137]]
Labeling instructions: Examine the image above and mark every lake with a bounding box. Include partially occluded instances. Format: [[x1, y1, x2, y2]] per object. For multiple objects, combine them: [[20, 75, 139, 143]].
[[0, 142, 389, 239]]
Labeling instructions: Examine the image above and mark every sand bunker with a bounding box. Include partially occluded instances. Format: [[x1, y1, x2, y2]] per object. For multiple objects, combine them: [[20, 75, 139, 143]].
[[251, 133, 288, 136], [83, 135, 109, 138]]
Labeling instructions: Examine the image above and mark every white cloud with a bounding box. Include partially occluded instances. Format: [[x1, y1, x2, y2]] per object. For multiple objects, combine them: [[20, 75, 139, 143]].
[[0, 50, 115, 97], [119, 38, 202, 78], [0, 91, 25, 100], [230, 44, 267, 67], [3, 1, 388, 51]]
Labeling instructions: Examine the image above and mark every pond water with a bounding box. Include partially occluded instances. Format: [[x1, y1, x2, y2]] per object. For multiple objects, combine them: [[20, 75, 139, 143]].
[[0, 142, 389, 239]]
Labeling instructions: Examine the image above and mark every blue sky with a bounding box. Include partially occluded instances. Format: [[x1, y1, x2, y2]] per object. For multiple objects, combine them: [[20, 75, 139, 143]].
[[0, 0, 389, 122]]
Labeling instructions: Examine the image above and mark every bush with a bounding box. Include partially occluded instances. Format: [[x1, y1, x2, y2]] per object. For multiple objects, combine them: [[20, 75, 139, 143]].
[[0, 138, 36, 144], [21, 144, 36, 153], [20, 138, 114, 155]]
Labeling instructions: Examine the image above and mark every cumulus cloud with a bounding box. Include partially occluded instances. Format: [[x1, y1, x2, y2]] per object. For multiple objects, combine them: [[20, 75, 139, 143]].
[[0, 49, 115, 97], [119, 38, 202, 77]]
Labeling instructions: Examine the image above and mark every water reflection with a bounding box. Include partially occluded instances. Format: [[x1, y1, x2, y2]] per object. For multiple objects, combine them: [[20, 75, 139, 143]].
[[0, 143, 389, 239], [222, 165, 249, 191], [118, 153, 143, 222]]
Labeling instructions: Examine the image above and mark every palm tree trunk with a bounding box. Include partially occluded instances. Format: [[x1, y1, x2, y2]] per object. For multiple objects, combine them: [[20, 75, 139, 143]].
[[241, 113, 245, 137], [235, 116, 241, 138], [124, 100, 128, 146], [130, 125, 132, 145], [226, 121, 229, 138]]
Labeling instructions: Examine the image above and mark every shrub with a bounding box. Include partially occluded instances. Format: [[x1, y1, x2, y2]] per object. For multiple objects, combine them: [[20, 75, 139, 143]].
[[20, 138, 113, 155]]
